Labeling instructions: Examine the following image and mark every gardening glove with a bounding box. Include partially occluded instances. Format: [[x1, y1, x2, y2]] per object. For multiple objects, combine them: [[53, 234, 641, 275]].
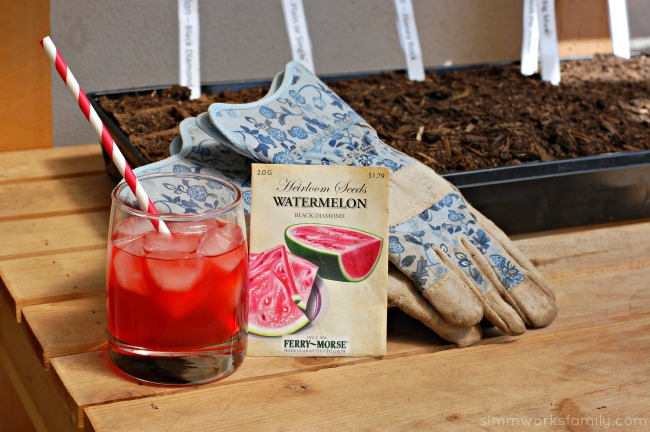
[[133, 116, 253, 208], [135, 115, 483, 347], [204, 61, 557, 336]]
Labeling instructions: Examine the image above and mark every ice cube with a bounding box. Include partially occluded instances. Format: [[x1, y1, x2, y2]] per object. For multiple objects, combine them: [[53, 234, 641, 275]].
[[112, 249, 148, 295], [115, 217, 155, 241], [220, 222, 244, 244], [167, 219, 218, 234], [143, 232, 201, 258], [113, 236, 145, 256], [146, 256, 205, 292], [197, 224, 243, 257]]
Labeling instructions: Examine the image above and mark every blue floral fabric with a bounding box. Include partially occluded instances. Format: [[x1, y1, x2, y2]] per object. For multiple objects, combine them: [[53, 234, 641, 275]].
[[205, 61, 526, 295], [133, 117, 253, 213], [208, 62, 413, 172], [118, 172, 240, 216], [390, 192, 525, 295]]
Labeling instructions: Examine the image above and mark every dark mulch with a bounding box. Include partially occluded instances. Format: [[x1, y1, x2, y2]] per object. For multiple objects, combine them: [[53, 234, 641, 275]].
[[98, 54, 650, 174]]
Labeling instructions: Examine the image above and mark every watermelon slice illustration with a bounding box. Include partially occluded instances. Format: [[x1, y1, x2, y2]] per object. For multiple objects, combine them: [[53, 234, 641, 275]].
[[248, 245, 319, 336], [249, 245, 303, 308], [248, 270, 310, 337], [286, 253, 319, 310], [284, 224, 383, 282]]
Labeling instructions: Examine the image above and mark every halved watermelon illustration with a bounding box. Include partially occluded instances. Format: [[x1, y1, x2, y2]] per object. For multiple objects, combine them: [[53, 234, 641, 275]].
[[284, 224, 383, 282], [248, 245, 319, 336]]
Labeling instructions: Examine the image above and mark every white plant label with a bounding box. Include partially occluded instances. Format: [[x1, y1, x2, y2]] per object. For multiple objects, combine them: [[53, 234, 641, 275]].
[[536, 0, 560, 85], [607, 0, 631, 59], [394, 0, 425, 82], [178, 0, 201, 99], [521, 0, 540, 76], [281, 0, 315, 72]]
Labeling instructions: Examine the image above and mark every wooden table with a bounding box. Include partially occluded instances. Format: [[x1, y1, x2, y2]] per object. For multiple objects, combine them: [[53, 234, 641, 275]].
[[1, 145, 649, 431]]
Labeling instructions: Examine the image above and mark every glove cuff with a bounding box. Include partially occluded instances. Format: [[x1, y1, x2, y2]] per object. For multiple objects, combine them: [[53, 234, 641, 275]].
[[389, 161, 456, 226]]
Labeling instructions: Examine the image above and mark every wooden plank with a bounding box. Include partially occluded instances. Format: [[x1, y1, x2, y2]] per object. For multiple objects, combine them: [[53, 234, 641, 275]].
[[49, 308, 454, 430], [556, 0, 612, 57], [48, 259, 650, 428], [0, 211, 108, 261], [43, 218, 650, 427], [21, 296, 107, 369], [514, 219, 650, 281], [0, 355, 37, 432], [0, 286, 81, 431], [83, 318, 650, 431], [546, 266, 650, 330], [0, 142, 644, 429], [0, 0, 52, 152], [559, 38, 612, 58], [23, 293, 445, 370], [0, 206, 642, 325], [34, 219, 650, 416], [12, 216, 642, 329], [0, 174, 114, 221], [0, 249, 105, 321], [0, 145, 106, 182], [556, 384, 649, 429]]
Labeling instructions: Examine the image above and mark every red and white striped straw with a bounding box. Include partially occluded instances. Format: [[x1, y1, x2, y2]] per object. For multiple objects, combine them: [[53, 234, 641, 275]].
[[40, 36, 169, 233]]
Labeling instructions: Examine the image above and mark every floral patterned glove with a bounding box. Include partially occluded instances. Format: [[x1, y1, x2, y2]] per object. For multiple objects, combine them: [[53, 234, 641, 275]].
[[204, 61, 557, 336], [132, 116, 253, 209]]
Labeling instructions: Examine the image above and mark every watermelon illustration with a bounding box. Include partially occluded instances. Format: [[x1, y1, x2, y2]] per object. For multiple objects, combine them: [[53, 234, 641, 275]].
[[286, 253, 319, 310], [284, 224, 383, 282], [248, 245, 319, 336], [249, 245, 303, 308], [248, 270, 310, 337]]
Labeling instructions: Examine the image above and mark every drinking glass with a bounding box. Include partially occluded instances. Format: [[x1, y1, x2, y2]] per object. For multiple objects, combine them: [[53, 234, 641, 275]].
[[107, 172, 248, 384]]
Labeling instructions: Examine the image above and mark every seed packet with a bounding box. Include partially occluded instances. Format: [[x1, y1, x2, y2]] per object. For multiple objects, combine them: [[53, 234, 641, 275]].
[[248, 163, 390, 356]]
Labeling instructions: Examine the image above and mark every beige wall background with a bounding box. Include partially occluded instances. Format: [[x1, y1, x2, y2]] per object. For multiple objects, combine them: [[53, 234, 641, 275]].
[[5, 0, 650, 149]]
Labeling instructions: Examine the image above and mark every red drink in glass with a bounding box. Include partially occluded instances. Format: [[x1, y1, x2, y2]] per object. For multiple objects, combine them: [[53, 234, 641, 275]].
[[107, 173, 248, 384]]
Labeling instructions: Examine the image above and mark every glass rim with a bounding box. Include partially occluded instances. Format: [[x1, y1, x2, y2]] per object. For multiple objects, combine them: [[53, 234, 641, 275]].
[[111, 172, 243, 221]]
